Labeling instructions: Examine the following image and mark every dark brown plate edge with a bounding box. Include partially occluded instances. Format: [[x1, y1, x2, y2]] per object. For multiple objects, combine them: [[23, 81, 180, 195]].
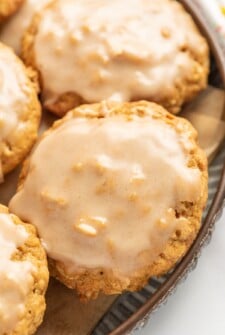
[[107, 1, 225, 334]]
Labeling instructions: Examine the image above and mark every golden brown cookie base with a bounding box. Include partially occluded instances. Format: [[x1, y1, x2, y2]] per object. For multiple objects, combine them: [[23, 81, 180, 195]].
[[0, 204, 49, 335], [18, 101, 208, 301], [0, 0, 24, 23]]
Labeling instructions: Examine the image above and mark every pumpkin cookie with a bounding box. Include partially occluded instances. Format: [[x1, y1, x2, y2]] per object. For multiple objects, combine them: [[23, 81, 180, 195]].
[[0, 42, 41, 181], [0, 204, 49, 335], [9, 101, 208, 301], [0, 0, 50, 54], [22, 0, 209, 117], [0, 0, 24, 23]]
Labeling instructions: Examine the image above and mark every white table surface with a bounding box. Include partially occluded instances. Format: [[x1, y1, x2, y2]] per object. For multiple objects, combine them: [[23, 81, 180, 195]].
[[138, 210, 225, 335]]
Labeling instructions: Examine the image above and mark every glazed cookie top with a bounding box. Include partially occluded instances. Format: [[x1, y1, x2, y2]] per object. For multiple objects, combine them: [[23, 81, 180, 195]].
[[24, 0, 208, 115], [9, 101, 206, 276], [0, 212, 35, 333], [0, 0, 50, 54], [0, 42, 41, 179]]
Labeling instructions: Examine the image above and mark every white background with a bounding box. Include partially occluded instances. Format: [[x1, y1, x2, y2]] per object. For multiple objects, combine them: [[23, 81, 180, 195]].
[[137, 210, 225, 335]]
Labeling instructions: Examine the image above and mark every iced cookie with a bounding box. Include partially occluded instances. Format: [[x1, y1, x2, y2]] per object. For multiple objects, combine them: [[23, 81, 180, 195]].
[[9, 101, 208, 301], [0, 42, 41, 181], [22, 0, 209, 117], [0, 0, 50, 54], [0, 0, 24, 23], [0, 204, 49, 335]]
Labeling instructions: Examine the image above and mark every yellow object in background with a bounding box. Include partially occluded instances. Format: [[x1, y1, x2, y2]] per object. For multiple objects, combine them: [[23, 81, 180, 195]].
[[220, 6, 225, 15]]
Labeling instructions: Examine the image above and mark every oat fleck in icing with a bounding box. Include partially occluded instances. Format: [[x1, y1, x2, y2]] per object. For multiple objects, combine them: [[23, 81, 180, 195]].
[[0, 46, 29, 181], [32, 0, 207, 108], [10, 109, 202, 275], [0, 213, 35, 333]]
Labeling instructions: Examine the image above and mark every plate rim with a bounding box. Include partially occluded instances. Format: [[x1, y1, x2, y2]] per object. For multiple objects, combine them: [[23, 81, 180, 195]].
[[108, 1, 225, 334]]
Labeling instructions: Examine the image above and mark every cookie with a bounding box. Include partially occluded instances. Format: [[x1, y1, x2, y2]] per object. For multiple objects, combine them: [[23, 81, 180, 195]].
[[9, 101, 208, 301], [0, 204, 49, 335], [0, 0, 50, 54], [0, 42, 41, 181], [22, 0, 209, 117], [0, 0, 24, 23]]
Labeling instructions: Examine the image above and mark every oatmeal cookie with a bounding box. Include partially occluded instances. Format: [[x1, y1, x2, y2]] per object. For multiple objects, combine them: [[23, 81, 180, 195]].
[[0, 42, 41, 181], [9, 101, 208, 301], [0, 0, 50, 54], [0, 204, 49, 335], [0, 0, 24, 23], [22, 0, 209, 117]]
